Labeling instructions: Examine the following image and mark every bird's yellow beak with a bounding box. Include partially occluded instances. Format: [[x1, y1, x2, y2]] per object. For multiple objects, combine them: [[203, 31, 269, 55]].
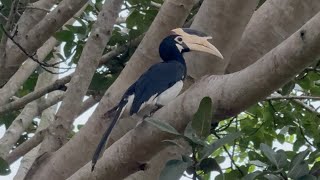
[[171, 28, 223, 59]]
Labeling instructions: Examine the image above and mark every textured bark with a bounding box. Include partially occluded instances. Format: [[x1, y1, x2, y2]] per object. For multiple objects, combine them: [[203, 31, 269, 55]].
[[185, 0, 257, 78], [0, 37, 57, 106], [26, 0, 124, 179], [29, 0, 197, 179], [0, 0, 87, 86], [68, 11, 320, 179], [0, 92, 63, 158], [11, 0, 57, 44], [36, 0, 123, 156], [226, 0, 320, 73], [125, 140, 190, 180]]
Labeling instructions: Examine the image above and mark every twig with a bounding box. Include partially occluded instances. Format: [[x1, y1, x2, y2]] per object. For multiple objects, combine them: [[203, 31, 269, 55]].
[[0, 76, 70, 115], [5, 128, 48, 164], [23, 5, 51, 13], [99, 34, 144, 65], [0, 25, 70, 74], [266, 95, 320, 101], [213, 133, 244, 176], [150, 1, 161, 8], [0, 0, 20, 66], [0, 12, 7, 24], [296, 119, 314, 147]]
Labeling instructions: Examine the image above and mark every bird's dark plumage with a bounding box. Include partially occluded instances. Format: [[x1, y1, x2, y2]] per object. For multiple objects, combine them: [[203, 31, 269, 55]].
[[91, 28, 223, 171]]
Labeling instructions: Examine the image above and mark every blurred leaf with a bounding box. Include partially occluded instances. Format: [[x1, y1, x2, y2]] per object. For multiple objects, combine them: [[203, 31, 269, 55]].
[[281, 81, 295, 95], [191, 97, 212, 139], [183, 122, 207, 147], [159, 158, 192, 180], [249, 160, 267, 167], [162, 140, 184, 149], [275, 150, 289, 169], [199, 158, 222, 175], [200, 132, 241, 160], [145, 118, 180, 136], [0, 157, 10, 175], [264, 174, 282, 180], [260, 143, 278, 168], [64, 41, 75, 59], [298, 175, 317, 180], [288, 150, 310, 179], [54, 30, 75, 42], [242, 171, 262, 180]]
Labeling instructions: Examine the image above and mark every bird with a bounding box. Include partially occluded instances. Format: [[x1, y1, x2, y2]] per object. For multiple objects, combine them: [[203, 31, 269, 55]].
[[91, 28, 223, 171]]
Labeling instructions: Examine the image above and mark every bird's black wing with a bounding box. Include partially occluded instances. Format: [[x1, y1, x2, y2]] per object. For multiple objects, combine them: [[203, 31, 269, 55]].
[[130, 61, 186, 114], [91, 61, 185, 171]]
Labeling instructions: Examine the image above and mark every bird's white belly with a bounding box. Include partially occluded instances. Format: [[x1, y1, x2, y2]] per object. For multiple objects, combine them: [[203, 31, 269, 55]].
[[156, 80, 183, 106]]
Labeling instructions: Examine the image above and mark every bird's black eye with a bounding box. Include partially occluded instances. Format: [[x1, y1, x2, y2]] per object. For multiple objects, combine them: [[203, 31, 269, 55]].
[[175, 36, 183, 43]]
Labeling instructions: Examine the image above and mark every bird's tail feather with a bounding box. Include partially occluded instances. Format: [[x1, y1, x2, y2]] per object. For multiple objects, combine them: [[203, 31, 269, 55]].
[[91, 105, 123, 171]]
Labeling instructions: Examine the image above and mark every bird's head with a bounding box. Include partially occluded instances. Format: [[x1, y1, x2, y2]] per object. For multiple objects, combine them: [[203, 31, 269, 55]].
[[159, 28, 223, 62]]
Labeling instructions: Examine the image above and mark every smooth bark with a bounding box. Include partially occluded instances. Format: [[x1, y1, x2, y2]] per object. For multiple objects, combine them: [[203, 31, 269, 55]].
[[68, 11, 320, 179]]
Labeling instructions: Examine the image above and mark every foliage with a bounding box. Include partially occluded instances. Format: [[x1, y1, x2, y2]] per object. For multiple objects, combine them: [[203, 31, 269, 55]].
[[0, 0, 320, 179]]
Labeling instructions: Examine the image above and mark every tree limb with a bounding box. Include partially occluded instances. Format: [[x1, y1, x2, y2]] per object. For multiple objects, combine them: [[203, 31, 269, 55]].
[[28, 0, 198, 179], [226, 0, 320, 73], [68, 10, 320, 179], [0, 0, 87, 85], [5, 128, 48, 164], [0, 92, 64, 158], [0, 77, 68, 115], [184, 0, 257, 78]]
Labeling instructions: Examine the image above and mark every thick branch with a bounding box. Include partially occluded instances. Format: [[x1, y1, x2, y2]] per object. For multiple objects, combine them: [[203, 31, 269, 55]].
[[30, 0, 198, 179], [36, 0, 124, 156], [0, 0, 87, 85], [226, 0, 320, 73], [0, 77, 68, 115], [0, 92, 64, 158], [0, 37, 57, 106], [68, 10, 320, 179], [5, 128, 48, 164], [184, 0, 257, 78]]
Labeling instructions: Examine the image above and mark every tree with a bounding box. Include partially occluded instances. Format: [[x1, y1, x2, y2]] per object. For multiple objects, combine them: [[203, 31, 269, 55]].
[[0, 0, 320, 179]]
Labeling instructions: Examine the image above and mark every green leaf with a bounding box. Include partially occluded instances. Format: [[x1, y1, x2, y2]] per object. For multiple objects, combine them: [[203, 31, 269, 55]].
[[191, 97, 213, 139], [0, 157, 10, 175], [275, 150, 288, 169], [199, 132, 241, 160], [310, 161, 320, 176], [298, 175, 317, 180], [281, 81, 295, 95], [159, 158, 192, 180], [54, 30, 75, 42], [199, 158, 222, 175], [260, 143, 278, 168], [242, 171, 262, 180], [183, 122, 207, 147], [264, 174, 282, 180], [63, 41, 75, 58], [249, 160, 267, 167], [145, 118, 180, 136], [288, 150, 310, 179], [162, 140, 184, 149]]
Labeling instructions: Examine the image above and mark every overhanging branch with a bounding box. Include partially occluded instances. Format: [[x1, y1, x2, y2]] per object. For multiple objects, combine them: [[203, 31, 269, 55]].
[[68, 10, 320, 179]]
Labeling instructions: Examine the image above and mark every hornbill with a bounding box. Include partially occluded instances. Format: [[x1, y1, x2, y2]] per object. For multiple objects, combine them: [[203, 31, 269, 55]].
[[91, 28, 223, 171]]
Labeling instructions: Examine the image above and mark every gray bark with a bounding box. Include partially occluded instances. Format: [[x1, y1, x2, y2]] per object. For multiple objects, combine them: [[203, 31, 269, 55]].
[[226, 0, 320, 73], [68, 11, 320, 179], [27, 0, 198, 179]]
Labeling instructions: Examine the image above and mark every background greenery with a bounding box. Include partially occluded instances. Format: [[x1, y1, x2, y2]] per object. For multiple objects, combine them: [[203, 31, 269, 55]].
[[0, 0, 320, 179]]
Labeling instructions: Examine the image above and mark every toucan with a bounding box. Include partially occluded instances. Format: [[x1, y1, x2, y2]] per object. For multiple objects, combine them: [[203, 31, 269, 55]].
[[91, 28, 223, 171]]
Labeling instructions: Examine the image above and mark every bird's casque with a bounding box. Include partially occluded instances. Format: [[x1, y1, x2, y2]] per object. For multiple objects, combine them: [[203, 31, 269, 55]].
[[91, 28, 223, 171]]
